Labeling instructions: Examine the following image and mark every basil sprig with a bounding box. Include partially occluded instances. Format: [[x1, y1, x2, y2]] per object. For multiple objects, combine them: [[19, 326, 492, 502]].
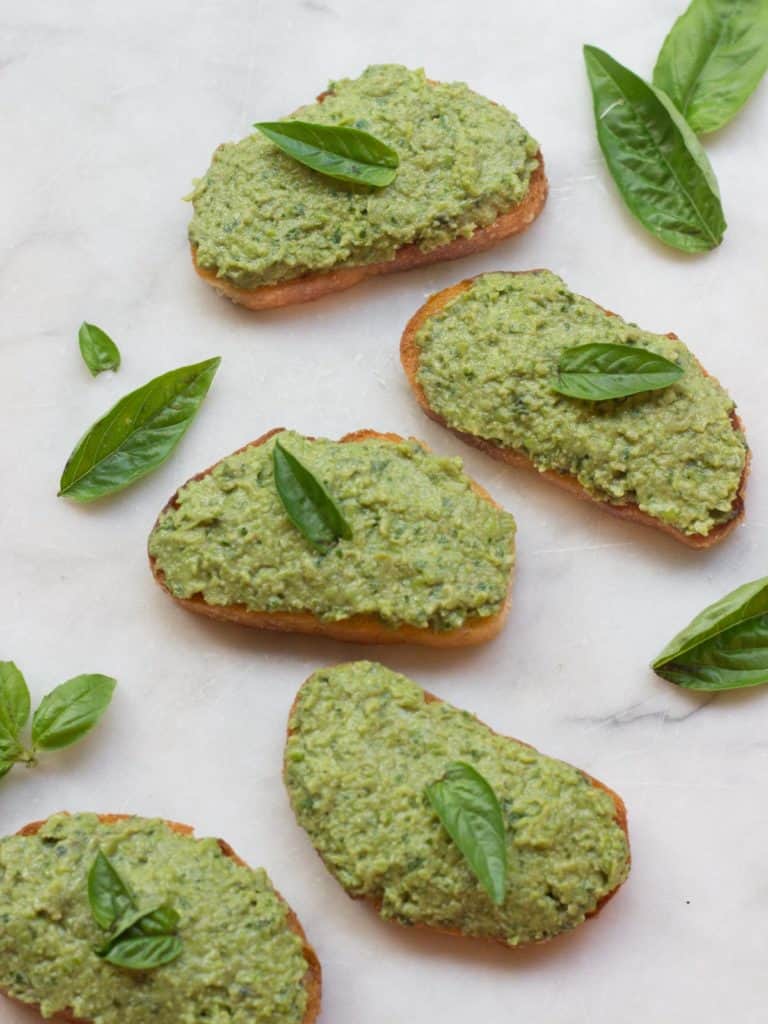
[[583, 45, 726, 253], [78, 322, 121, 376], [0, 663, 116, 781], [653, 577, 768, 691], [553, 343, 683, 401], [59, 357, 221, 502], [88, 852, 182, 970], [254, 120, 399, 187], [273, 439, 352, 553], [425, 762, 508, 907], [653, 0, 768, 135]]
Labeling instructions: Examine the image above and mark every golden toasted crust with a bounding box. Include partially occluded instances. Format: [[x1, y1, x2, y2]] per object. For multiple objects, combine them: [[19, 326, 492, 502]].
[[400, 273, 749, 549], [6, 814, 321, 1024], [148, 428, 514, 647], [284, 673, 629, 947]]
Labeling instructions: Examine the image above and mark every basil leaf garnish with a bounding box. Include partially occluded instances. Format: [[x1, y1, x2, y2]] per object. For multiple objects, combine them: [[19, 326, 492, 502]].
[[31, 674, 116, 751], [583, 44, 726, 252], [98, 903, 179, 953], [78, 322, 121, 376], [273, 439, 352, 553], [254, 120, 399, 187], [653, 576, 768, 691], [653, 0, 768, 135], [425, 762, 508, 906], [102, 934, 183, 971], [58, 357, 221, 502], [88, 851, 135, 930], [0, 662, 31, 735], [553, 343, 683, 401]]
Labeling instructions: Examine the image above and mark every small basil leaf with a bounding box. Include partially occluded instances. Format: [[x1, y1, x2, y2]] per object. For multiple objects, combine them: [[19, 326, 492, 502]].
[[583, 44, 726, 252], [58, 357, 221, 502], [653, 0, 768, 135], [102, 934, 183, 971], [0, 661, 31, 734], [653, 576, 768, 690], [553, 343, 684, 400], [31, 674, 116, 751], [100, 903, 178, 953], [254, 120, 399, 187], [88, 851, 136, 930], [78, 323, 121, 376], [273, 439, 352, 553], [425, 762, 508, 906]]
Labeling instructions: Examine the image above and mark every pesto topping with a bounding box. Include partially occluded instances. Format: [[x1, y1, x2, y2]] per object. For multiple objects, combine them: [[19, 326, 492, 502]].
[[189, 64, 539, 287], [414, 270, 747, 536], [0, 814, 309, 1024], [285, 662, 630, 945], [149, 432, 515, 631]]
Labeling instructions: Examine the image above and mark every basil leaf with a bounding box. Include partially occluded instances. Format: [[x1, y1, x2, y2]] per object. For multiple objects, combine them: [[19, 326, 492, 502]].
[[653, 0, 768, 135], [653, 576, 768, 690], [58, 357, 221, 502], [0, 661, 31, 735], [273, 439, 352, 553], [583, 44, 726, 252], [553, 343, 684, 400], [88, 851, 136, 930], [102, 934, 183, 971], [254, 120, 398, 187], [425, 762, 508, 906], [0, 716, 23, 765], [100, 903, 179, 953], [78, 323, 121, 376], [31, 674, 116, 751]]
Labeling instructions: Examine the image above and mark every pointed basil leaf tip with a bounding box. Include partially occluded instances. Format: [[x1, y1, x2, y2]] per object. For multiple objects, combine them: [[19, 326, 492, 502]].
[[102, 934, 183, 970], [78, 322, 121, 376], [254, 120, 399, 187], [653, 0, 768, 135], [31, 674, 116, 751], [58, 356, 221, 502], [272, 438, 352, 553], [652, 576, 768, 691], [553, 343, 684, 401], [88, 851, 135, 930], [0, 661, 31, 735], [425, 762, 508, 907], [583, 44, 726, 253]]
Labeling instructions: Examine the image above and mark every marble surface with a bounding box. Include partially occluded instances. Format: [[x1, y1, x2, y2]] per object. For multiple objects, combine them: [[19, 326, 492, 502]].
[[2, 0, 768, 1020]]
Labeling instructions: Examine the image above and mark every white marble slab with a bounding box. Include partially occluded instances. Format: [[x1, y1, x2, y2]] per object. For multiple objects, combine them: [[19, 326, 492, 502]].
[[2, 0, 767, 1020]]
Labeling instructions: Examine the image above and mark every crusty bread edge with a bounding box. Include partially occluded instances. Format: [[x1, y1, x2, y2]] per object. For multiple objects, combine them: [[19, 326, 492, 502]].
[[283, 668, 630, 948], [400, 272, 749, 549], [148, 428, 515, 647], [5, 814, 321, 1024]]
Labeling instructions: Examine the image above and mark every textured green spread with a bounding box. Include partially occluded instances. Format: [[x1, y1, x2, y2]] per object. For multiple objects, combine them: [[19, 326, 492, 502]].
[[0, 815, 308, 1024], [189, 64, 539, 287], [414, 271, 747, 536], [149, 431, 515, 631], [285, 662, 630, 945]]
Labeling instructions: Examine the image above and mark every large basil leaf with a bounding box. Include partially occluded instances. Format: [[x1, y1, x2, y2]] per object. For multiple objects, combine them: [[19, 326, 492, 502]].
[[78, 322, 121, 376], [653, 0, 768, 135], [102, 934, 183, 970], [425, 762, 508, 906], [254, 120, 399, 187], [88, 851, 136, 930], [653, 576, 768, 690], [553, 343, 683, 400], [0, 661, 31, 735], [583, 45, 726, 252], [31, 674, 116, 750], [59, 357, 221, 502], [273, 439, 352, 553]]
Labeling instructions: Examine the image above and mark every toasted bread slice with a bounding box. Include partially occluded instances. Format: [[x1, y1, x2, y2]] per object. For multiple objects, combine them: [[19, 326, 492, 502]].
[[3, 814, 321, 1024], [149, 429, 514, 647], [401, 273, 748, 549]]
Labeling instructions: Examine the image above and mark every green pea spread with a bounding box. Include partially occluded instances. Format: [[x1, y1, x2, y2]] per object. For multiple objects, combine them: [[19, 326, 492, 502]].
[[149, 431, 515, 631], [414, 271, 747, 536], [189, 64, 539, 287], [0, 814, 309, 1023], [285, 661, 630, 944]]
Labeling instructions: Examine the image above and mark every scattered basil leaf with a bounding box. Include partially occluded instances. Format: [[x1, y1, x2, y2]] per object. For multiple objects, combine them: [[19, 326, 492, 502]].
[[553, 343, 684, 400], [254, 120, 399, 187], [653, 576, 768, 690], [653, 0, 768, 135], [425, 762, 508, 906], [583, 44, 726, 252], [58, 357, 221, 502], [78, 322, 121, 376], [31, 674, 116, 751], [88, 851, 135, 930], [273, 439, 352, 553], [102, 934, 183, 971], [0, 661, 31, 735]]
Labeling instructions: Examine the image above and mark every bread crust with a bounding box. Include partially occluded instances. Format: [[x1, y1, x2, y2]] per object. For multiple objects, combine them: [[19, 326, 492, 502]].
[[148, 428, 515, 647], [400, 273, 749, 549], [5, 814, 321, 1024], [284, 671, 629, 948]]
